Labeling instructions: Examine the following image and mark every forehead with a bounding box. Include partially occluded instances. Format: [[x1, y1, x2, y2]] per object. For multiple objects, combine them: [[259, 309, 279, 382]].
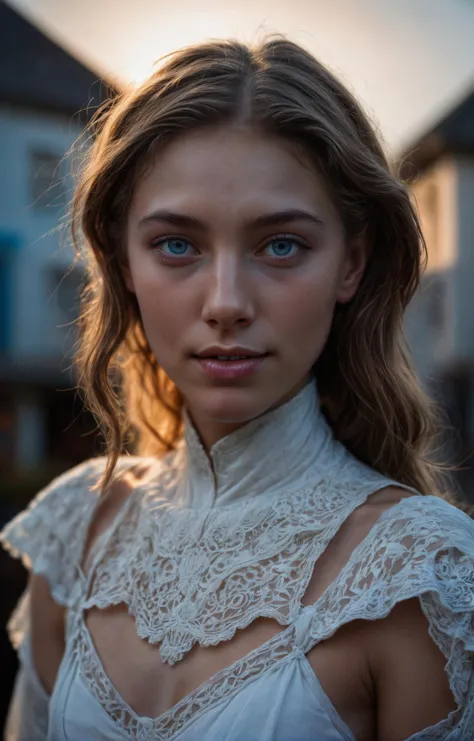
[[129, 125, 339, 222]]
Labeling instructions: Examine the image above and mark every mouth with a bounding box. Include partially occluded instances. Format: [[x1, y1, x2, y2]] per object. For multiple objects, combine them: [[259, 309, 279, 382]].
[[194, 354, 268, 361], [193, 347, 269, 361], [191, 351, 269, 379]]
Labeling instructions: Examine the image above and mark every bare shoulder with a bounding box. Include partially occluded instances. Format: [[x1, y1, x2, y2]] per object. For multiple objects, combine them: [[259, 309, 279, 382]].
[[368, 597, 456, 741], [82, 457, 158, 571], [359, 484, 416, 514], [340, 484, 416, 543]]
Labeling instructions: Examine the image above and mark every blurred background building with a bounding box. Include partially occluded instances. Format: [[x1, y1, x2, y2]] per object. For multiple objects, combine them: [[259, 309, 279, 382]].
[[0, 2, 116, 492], [0, 3, 117, 728], [402, 90, 474, 493]]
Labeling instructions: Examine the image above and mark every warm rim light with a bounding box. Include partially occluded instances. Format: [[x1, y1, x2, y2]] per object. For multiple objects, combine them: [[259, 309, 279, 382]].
[[130, 61, 157, 84]]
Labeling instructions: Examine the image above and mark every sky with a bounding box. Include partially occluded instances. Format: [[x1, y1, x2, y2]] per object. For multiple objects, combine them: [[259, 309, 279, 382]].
[[6, 0, 474, 155]]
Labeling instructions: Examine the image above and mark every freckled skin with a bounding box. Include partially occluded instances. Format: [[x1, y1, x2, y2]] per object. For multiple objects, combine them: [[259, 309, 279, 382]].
[[125, 125, 368, 449]]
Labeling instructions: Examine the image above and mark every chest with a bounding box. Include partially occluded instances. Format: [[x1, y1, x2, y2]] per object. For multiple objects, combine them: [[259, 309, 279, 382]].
[[81, 591, 375, 741]]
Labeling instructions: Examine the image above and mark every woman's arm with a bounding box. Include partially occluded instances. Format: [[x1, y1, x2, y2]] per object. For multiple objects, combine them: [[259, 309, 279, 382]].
[[29, 574, 65, 694], [4, 574, 65, 741], [371, 597, 457, 741]]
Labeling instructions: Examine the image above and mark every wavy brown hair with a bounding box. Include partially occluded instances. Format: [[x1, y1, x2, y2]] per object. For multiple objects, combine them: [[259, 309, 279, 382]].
[[71, 36, 453, 496]]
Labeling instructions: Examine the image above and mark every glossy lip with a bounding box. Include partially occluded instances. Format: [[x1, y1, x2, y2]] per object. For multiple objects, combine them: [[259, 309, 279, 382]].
[[193, 356, 267, 380]]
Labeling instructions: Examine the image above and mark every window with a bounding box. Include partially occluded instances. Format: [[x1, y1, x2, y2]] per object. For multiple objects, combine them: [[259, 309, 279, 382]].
[[420, 179, 440, 270], [30, 150, 65, 210]]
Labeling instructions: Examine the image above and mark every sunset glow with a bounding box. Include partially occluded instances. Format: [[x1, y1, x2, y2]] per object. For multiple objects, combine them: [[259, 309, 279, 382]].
[[6, 0, 474, 154]]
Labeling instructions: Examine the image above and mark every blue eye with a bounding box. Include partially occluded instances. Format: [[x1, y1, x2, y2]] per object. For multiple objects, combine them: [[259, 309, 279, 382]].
[[265, 238, 303, 259], [159, 238, 192, 256]]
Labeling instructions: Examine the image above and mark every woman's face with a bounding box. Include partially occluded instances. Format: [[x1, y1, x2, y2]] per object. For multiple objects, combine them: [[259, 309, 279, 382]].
[[125, 125, 367, 447]]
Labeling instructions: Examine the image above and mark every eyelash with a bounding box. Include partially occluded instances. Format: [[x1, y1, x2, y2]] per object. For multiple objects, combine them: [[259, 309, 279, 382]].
[[150, 234, 311, 263]]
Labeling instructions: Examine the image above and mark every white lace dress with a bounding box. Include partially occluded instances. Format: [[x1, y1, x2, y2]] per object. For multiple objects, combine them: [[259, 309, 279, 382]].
[[2, 382, 474, 740]]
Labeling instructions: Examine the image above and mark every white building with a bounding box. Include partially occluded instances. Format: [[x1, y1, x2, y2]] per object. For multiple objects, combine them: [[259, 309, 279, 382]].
[[0, 3, 118, 474], [401, 89, 474, 495]]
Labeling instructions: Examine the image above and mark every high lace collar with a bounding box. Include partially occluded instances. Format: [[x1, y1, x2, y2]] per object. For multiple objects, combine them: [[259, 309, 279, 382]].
[[174, 380, 336, 510]]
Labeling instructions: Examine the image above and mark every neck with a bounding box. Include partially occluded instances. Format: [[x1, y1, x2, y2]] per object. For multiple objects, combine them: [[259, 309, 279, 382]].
[[185, 376, 312, 452], [174, 378, 340, 510]]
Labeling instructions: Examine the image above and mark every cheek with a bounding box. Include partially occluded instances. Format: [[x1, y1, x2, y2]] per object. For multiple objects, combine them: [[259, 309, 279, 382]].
[[270, 273, 338, 354], [130, 271, 189, 354]]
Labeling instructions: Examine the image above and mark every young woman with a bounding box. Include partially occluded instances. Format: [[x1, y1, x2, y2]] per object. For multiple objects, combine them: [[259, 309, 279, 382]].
[[2, 37, 474, 741]]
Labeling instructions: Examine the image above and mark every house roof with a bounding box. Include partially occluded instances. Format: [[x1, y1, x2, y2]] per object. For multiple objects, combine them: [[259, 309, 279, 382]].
[[399, 87, 474, 180], [0, 2, 120, 120]]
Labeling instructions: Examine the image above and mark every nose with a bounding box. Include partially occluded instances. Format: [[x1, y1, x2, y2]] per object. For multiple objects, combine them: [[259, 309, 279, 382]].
[[201, 253, 255, 330]]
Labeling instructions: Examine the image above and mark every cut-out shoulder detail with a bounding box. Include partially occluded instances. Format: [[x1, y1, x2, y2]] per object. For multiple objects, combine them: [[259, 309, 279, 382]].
[[302, 485, 416, 605], [361, 484, 416, 505], [300, 496, 474, 739], [82, 470, 137, 575]]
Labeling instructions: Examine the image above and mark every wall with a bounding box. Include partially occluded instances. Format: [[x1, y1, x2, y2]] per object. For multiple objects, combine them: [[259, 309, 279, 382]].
[[0, 106, 83, 373], [453, 155, 474, 364], [404, 154, 474, 377]]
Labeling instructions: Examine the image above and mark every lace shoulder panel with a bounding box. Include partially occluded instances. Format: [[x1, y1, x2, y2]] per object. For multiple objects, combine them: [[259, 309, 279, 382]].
[[0, 457, 108, 606], [305, 495, 474, 739]]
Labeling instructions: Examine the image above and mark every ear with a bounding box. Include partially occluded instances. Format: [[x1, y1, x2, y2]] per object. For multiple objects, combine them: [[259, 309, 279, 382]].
[[336, 236, 370, 304]]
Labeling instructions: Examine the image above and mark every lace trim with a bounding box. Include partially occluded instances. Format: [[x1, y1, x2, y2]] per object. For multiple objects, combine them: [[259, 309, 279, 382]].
[[74, 614, 298, 740], [0, 457, 143, 608], [84, 459, 389, 664], [0, 459, 104, 604], [303, 496, 474, 739]]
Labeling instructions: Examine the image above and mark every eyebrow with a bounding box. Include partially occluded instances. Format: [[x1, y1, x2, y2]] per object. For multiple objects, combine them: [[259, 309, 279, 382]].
[[137, 208, 325, 230]]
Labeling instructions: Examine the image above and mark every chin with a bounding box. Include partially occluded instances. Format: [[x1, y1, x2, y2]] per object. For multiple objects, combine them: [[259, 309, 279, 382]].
[[189, 384, 277, 425]]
